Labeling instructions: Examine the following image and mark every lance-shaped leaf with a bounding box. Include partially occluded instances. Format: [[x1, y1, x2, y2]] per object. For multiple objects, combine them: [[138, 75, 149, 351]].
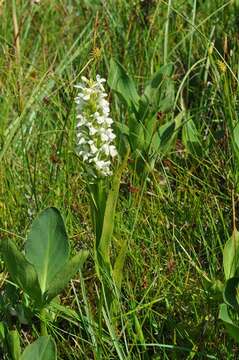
[[182, 117, 202, 156], [128, 115, 145, 153], [43, 250, 89, 304], [25, 207, 69, 293], [150, 111, 184, 156], [108, 58, 139, 109], [223, 228, 239, 280], [20, 336, 57, 360], [0, 239, 41, 303], [144, 64, 174, 112]]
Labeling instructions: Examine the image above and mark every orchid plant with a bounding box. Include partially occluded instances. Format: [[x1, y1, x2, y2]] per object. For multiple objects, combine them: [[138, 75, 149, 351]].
[[74, 74, 129, 311], [73, 65, 179, 312]]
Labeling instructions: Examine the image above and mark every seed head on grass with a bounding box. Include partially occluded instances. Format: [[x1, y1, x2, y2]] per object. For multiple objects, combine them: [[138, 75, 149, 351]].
[[217, 60, 227, 74], [75, 75, 118, 178]]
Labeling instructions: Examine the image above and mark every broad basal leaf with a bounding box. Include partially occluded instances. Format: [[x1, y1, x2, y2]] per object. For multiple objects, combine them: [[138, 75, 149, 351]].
[[25, 207, 69, 293], [20, 336, 56, 360], [43, 250, 89, 304], [0, 239, 41, 303]]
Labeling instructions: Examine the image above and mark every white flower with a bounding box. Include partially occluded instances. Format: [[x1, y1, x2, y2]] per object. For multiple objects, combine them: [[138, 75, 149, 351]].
[[78, 138, 87, 145], [75, 74, 118, 177], [96, 74, 106, 83], [81, 76, 88, 83], [109, 145, 117, 157], [88, 141, 98, 154], [88, 125, 97, 135], [105, 117, 113, 125], [95, 115, 105, 125], [95, 159, 112, 176], [101, 144, 118, 157]]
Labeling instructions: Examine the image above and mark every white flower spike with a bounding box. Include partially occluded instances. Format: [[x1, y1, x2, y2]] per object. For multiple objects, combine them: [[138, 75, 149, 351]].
[[75, 74, 118, 177]]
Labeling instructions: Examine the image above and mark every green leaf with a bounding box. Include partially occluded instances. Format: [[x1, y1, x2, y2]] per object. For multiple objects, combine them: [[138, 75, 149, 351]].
[[128, 116, 145, 152], [151, 111, 184, 155], [7, 330, 21, 360], [20, 336, 57, 360], [115, 121, 129, 136], [223, 229, 239, 280], [15, 303, 33, 325], [113, 240, 127, 290], [159, 120, 176, 150], [0, 239, 41, 303], [182, 117, 202, 156], [233, 121, 239, 150], [144, 64, 173, 97], [158, 86, 174, 113], [25, 208, 69, 293], [0, 322, 6, 342], [144, 64, 174, 112], [219, 303, 239, 343], [224, 277, 239, 310], [134, 313, 146, 350], [233, 121, 239, 163], [108, 58, 140, 109], [44, 250, 89, 304], [136, 95, 151, 123], [144, 115, 157, 149]]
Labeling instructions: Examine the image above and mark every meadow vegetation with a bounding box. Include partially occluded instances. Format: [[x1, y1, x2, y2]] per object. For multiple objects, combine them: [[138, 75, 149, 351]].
[[1, 0, 239, 358]]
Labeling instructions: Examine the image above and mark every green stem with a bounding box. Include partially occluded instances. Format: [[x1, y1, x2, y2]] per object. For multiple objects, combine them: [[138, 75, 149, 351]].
[[88, 179, 107, 247], [40, 308, 48, 336], [98, 148, 130, 270]]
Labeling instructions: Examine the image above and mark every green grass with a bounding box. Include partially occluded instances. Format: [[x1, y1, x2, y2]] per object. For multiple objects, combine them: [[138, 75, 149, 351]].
[[1, 0, 239, 358]]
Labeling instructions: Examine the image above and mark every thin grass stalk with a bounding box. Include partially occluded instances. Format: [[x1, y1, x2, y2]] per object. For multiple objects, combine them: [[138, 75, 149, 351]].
[[12, 0, 20, 64], [164, 0, 172, 65]]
